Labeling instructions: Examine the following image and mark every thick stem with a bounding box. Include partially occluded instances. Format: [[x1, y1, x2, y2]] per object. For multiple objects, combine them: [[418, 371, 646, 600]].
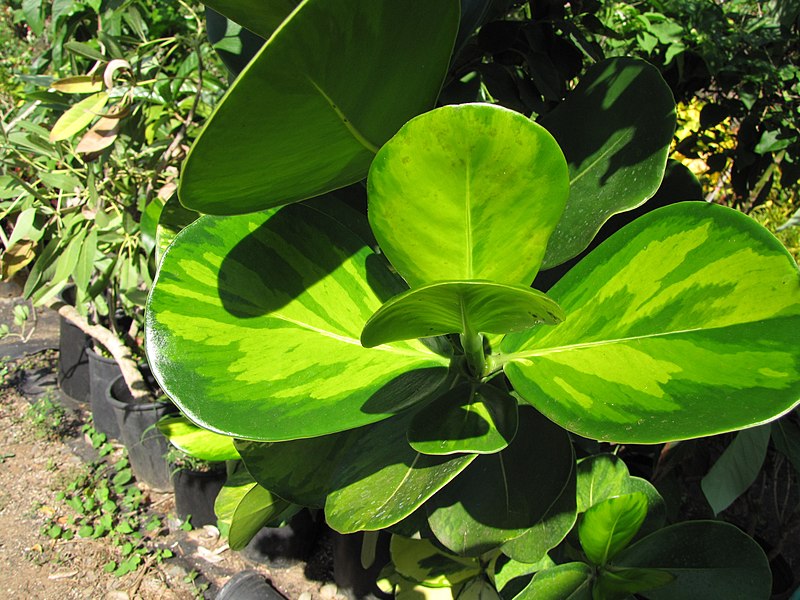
[[460, 332, 486, 379], [49, 300, 152, 402]]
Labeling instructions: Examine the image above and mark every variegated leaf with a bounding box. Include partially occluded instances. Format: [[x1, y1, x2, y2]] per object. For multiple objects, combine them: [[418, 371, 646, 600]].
[[503, 202, 800, 443], [145, 202, 450, 441]]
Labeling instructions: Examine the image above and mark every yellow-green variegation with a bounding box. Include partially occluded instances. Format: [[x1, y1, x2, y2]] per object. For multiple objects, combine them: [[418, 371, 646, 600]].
[[503, 202, 800, 443], [146, 201, 450, 441]]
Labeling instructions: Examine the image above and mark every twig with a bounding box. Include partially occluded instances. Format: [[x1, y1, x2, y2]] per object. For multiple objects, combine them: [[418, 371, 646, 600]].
[[127, 553, 157, 598], [47, 300, 151, 402]]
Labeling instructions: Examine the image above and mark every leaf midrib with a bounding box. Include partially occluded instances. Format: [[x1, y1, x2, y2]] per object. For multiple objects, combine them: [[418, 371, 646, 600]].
[[306, 76, 380, 154]]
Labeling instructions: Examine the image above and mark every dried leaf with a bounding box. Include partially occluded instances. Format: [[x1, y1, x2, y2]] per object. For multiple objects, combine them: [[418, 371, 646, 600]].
[[51, 75, 103, 94], [75, 115, 120, 154]]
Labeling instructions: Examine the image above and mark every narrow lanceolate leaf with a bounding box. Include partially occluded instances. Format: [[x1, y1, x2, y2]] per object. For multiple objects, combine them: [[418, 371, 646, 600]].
[[540, 57, 676, 269], [701, 425, 771, 516], [369, 104, 569, 287], [180, 0, 460, 214], [503, 202, 800, 443], [426, 407, 574, 556], [146, 202, 449, 441], [49, 92, 109, 141], [156, 415, 240, 462], [50, 75, 104, 94], [578, 493, 648, 566], [407, 383, 518, 455], [324, 410, 477, 533], [361, 280, 563, 348], [513, 563, 593, 600], [612, 521, 772, 600]]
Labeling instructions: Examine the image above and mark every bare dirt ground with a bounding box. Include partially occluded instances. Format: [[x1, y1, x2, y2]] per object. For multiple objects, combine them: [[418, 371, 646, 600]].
[[0, 349, 343, 600]]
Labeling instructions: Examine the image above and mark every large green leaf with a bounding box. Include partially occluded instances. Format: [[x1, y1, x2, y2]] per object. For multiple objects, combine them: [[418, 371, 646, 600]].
[[145, 202, 450, 441], [180, 0, 460, 214], [368, 103, 569, 288], [578, 493, 648, 566], [324, 411, 477, 533], [540, 58, 676, 269], [503, 202, 800, 443], [426, 407, 574, 556], [612, 521, 772, 600], [214, 463, 294, 548], [501, 461, 577, 564], [202, 0, 298, 39], [361, 280, 563, 347], [236, 430, 356, 508], [408, 383, 518, 455], [593, 568, 673, 600], [157, 414, 240, 461], [513, 563, 592, 600], [701, 425, 771, 515]]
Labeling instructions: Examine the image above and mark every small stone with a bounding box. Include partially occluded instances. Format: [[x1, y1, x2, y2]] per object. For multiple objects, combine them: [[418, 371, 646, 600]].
[[319, 583, 339, 599], [298, 593, 312, 600], [105, 592, 129, 600]]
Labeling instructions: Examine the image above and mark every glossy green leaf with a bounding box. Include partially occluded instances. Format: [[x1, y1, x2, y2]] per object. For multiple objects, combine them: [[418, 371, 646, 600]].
[[493, 555, 555, 597], [362, 280, 563, 347], [391, 536, 481, 588], [579, 493, 648, 566], [701, 425, 771, 515], [459, 578, 502, 599], [180, 0, 460, 214], [145, 202, 450, 441], [202, 0, 298, 39], [236, 429, 355, 508], [574, 454, 665, 539], [594, 567, 673, 600], [540, 57, 676, 269], [324, 411, 477, 533], [408, 383, 518, 455], [575, 455, 629, 514], [613, 521, 772, 600], [368, 103, 569, 288], [513, 563, 593, 600], [426, 407, 574, 556], [504, 202, 800, 443], [157, 415, 240, 462], [501, 460, 577, 564], [214, 463, 293, 548], [49, 92, 108, 141], [154, 194, 199, 264]]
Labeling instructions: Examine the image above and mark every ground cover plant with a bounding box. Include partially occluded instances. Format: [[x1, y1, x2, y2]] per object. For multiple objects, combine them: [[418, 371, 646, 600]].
[[141, 2, 800, 598]]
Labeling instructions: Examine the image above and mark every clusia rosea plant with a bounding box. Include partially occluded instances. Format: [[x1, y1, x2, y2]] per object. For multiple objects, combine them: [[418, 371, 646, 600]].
[[145, 1, 800, 598]]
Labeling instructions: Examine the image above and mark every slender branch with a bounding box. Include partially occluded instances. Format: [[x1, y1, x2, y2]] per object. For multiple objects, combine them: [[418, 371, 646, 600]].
[[48, 300, 152, 402]]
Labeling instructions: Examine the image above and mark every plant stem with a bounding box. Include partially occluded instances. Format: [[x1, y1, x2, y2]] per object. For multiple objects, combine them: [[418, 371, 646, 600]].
[[460, 332, 486, 379]]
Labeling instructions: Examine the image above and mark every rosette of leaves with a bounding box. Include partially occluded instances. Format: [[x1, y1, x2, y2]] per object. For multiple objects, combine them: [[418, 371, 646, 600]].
[[148, 99, 800, 576]]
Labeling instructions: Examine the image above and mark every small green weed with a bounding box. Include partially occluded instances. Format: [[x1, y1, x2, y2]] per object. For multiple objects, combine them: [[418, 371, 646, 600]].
[[42, 423, 175, 577], [26, 394, 67, 440]]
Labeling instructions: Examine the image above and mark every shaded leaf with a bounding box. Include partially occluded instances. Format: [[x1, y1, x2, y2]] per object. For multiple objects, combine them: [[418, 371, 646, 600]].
[[540, 58, 676, 269], [512, 562, 592, 600], [181, 0, 460, 214], [408, 383, 518, 455]]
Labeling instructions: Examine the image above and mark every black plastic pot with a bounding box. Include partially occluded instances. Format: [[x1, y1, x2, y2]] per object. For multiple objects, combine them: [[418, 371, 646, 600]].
[[243, 509, 320, 568], [57, 286, 91, 402], [332, 531, 391, 600], [171, 464, 226, 527], [216, 570, 286, 600], [106, 375, 176, 491], [88, 348, 122, 439]]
